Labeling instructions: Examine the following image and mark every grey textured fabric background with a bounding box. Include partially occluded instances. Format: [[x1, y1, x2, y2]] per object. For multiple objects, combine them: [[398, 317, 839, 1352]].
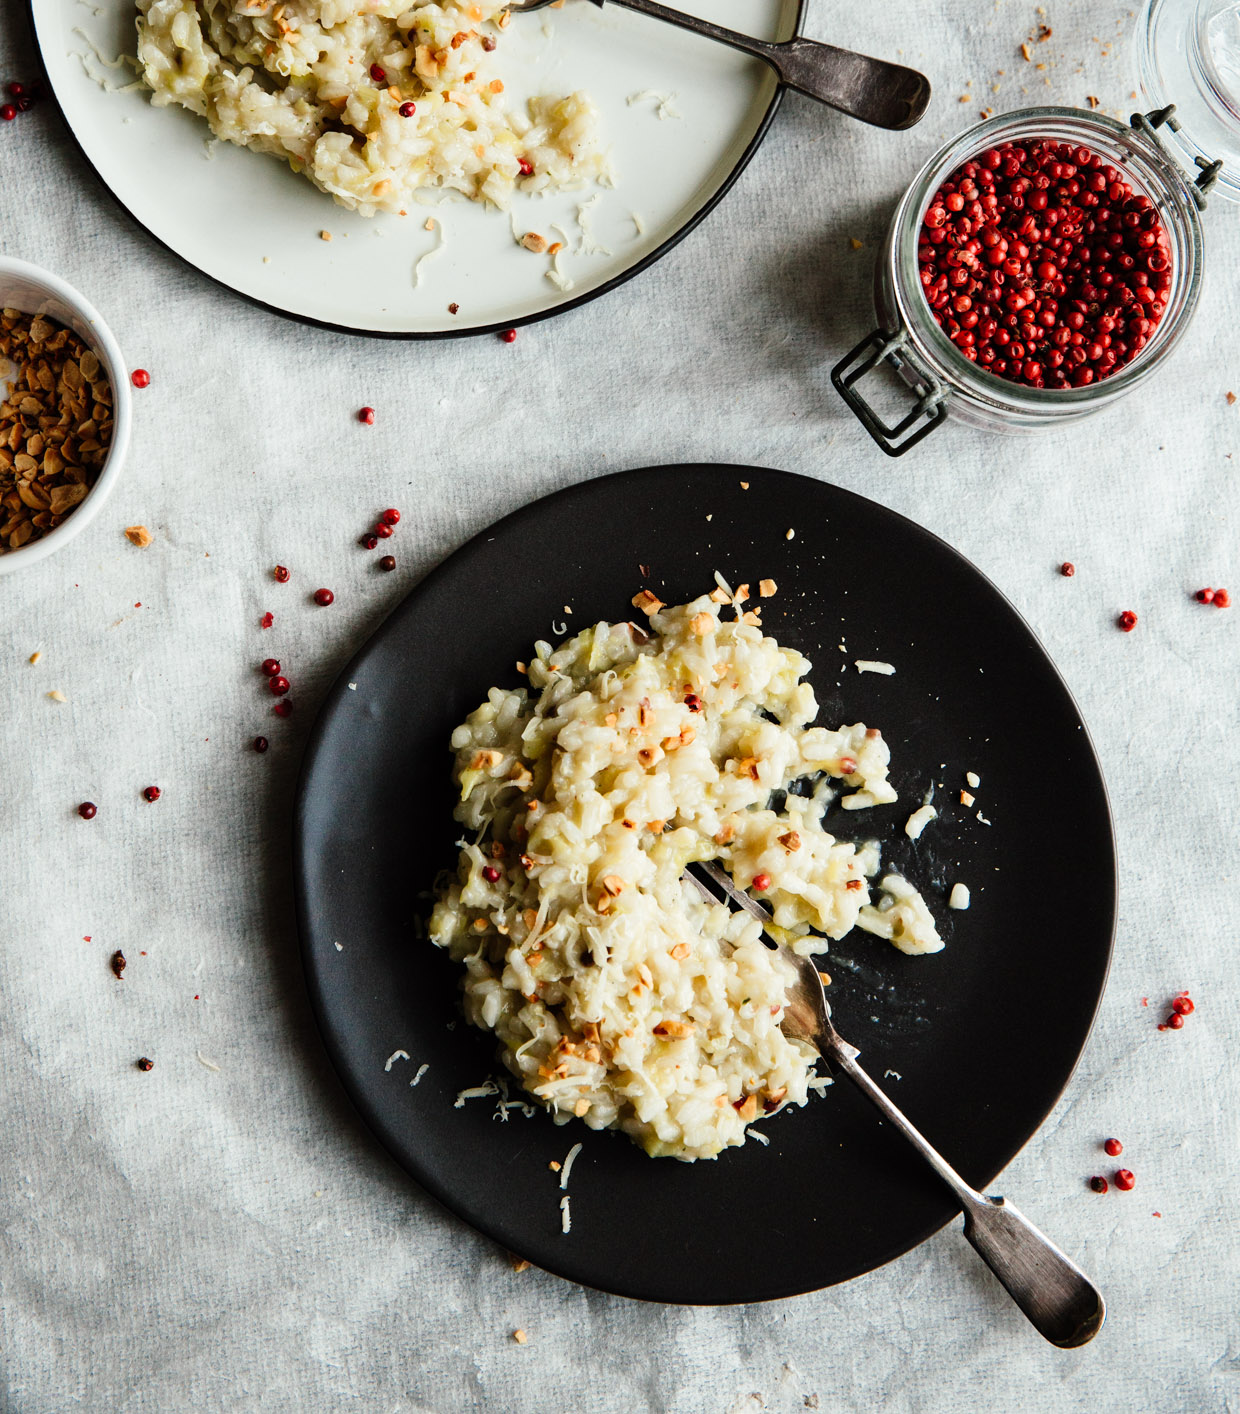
[[2, 1, 1238, 1410]]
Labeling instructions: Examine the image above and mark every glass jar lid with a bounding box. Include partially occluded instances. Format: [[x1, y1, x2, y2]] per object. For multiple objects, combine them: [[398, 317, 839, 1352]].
[[1137, 0, 1240, 202]]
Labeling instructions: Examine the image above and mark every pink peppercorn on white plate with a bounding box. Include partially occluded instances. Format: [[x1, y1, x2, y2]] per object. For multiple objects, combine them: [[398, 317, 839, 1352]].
[[29, 0, 799, 337]]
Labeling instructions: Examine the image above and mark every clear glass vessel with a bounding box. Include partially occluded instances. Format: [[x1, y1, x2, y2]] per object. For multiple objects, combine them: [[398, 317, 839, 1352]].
[[1137, 0, 1240, 205], [833, 106, 1210, 455]]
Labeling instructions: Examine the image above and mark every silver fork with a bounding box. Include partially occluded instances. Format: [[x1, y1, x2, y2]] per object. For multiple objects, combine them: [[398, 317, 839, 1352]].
[[504, 0, 930, 131], [688, 860, 1105, 1348]]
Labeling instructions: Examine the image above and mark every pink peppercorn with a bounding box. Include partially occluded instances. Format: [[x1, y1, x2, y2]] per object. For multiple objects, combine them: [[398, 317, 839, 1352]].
[[0, 104, 15, 122], [919, 139, 1172, 390], [1089, 1175, 1108, 1194], [361, 533, 379, 550], [358, 406, 376, 425], [1114, 1169, 1136, 1191], [381, 508, 400, 526], [273, 700, 293, 718], [1118, 610, 1138, 632], [78, 801, 97, 819], [313, 588, 334, 606], [369, 63, 386, 82], [260, 612, 274, 629], [499, 328, 517, 343], [268, 675, 290, 696], [399, 101, 416, 117], [131, 368, 151, 388], [142, 786, 161, 803], [753, 873, 772, 891], [1172, 993, 1194, 1015], [1214, 588, 1231, 608], [1195, 587, 1215, 603], [261, 658, 281, 676], [254, 736, 269, 753], [274, 565, 290, 582], [482, 865, 501, 883], [1104, 1138, 1123, 1157]]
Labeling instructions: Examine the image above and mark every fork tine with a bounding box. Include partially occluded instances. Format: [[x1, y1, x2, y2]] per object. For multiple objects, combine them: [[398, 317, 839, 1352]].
[[697, 860, 772, 923], [683, 870, 718, 908]]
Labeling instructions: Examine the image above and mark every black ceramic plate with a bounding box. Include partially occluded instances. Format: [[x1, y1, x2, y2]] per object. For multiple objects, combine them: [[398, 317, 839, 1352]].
[[293, 464, 1116, 1305]]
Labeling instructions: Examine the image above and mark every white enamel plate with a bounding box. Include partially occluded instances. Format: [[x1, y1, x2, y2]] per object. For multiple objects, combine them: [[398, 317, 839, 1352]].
[[30, 0, 801, 336]]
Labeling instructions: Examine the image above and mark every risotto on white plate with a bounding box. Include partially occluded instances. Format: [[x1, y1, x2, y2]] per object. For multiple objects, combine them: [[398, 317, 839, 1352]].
[[134, 0, 611, 215], [429, 588, 943, 1161]]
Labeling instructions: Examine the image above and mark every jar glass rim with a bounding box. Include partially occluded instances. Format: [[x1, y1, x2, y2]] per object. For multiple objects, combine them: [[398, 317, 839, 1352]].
[[887, 105, 1205, 409]]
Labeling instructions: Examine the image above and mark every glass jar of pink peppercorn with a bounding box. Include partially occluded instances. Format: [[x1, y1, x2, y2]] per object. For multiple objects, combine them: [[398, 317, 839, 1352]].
[[833, 106, 1215, 454]]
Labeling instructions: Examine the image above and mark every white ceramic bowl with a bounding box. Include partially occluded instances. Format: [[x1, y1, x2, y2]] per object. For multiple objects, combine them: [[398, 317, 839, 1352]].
[[0, 257, 132, 575]]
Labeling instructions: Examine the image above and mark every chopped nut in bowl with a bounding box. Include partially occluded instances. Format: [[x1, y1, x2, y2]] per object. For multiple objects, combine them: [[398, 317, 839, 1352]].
[[0, 258, 131, 574]]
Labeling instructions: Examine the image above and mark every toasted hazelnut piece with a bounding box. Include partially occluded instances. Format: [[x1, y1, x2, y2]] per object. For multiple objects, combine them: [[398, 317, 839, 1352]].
[[604, 712, 618, 727], [689, 611, 714, 636], [645, 819, 666, 833], [124, 524, 152, 548], [573, 1098, 589, 1116], [637, 746, 664, 769], [631, 589, 664, 616], [960, 790, 975, 807], [470, 749, 502, 770], [733, 584, 750, 604], [777, 830, 801, 852], [670, 942, 691, 961], [735, 1093, 759, 1122], [733, 757, 760, 782], [709, 586, 730, 604], [818, 971, 832, 986], [845, 879, 863, 892], [599, 874, 625, 897], [508, 765, 533, 790], [521, 232, 548, 254], [714, 818, 736, 845], [510, 1255, 531, 1273], [652, 1019, 695, 1038], [513, 1328, 528, 1344], [758, 578, 777, 597], [740, 610, 761, 627]]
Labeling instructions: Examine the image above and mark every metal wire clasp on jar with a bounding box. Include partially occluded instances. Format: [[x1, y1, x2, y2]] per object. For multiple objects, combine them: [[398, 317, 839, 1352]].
[[832, 105, 1218, 456]]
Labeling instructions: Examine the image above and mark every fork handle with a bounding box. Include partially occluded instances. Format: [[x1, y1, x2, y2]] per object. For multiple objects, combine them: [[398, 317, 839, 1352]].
[[603, 0, 930, 130], [828, 1043, 1105, 1347]]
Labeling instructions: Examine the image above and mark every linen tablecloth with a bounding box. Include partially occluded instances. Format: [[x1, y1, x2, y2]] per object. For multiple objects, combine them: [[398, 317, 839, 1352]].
[[2, 1, 1237, 1408]]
